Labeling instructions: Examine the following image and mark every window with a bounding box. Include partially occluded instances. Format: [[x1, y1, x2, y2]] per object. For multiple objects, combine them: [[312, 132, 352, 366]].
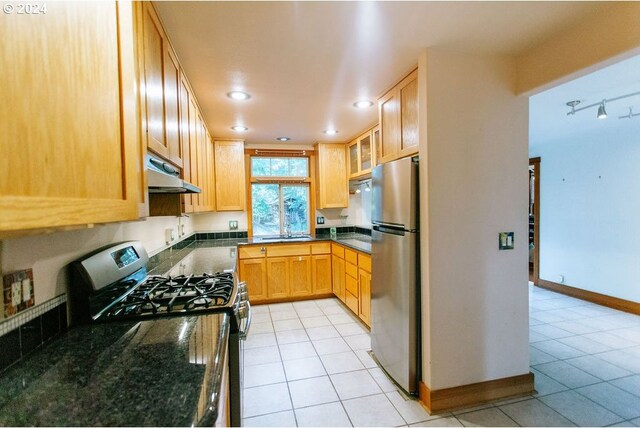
[[250, 156, 311, 236], [251, 157, 309, 177]]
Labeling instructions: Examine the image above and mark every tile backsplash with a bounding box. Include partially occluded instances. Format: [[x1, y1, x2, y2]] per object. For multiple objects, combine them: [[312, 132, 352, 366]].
[[0, 295, 67, 373]]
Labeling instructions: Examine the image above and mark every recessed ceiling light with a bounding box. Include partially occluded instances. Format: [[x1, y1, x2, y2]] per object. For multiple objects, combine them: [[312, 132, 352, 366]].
[[227, 91, 251, 100], [353, 100, 374, 109], [323, 129, 338, 135], [276, 137, 290, 141], [232, 125, 248, 132]]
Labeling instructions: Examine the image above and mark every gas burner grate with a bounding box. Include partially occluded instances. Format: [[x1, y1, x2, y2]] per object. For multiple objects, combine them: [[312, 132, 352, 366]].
[[100, 271, 235, 320]]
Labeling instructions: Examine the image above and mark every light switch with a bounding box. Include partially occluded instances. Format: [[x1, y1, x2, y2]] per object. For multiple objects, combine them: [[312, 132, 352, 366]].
[[22, 278, 32, 302], [499, 232, 514, 250], [229, 220, 238, 230]]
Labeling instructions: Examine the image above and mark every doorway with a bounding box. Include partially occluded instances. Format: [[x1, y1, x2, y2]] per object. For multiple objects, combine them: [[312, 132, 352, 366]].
[[528, 157, 540, 284]]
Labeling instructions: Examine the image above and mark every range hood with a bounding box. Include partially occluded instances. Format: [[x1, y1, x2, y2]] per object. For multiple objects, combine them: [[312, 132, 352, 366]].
[[146, 155, 201, 194]]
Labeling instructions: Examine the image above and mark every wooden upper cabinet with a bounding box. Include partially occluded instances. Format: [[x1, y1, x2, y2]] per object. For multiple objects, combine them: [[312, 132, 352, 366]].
[[163, 46, 182, 167], [214, 139, 246, 211], [372, 125, 381, 167], [348, 139, 359, 178], [140, 4, 165, 157], [378, 68, 419, 164], [140, 3, 183, 167], [179, 76, 194, 213], [0, 1, 140, 235], [399, 74, 419, 156], [347, 128, 375, 179], [315, 143, 348, 208], [379, 88, 400, 164]]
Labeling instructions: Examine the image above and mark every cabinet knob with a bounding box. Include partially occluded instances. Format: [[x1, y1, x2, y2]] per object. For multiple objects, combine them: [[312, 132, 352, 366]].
[[260, 247, 266, 253]]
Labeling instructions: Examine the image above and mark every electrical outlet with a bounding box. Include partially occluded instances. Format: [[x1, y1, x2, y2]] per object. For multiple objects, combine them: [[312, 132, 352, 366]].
[[165, 228, 175, 244], [3, 269, 35, 318]]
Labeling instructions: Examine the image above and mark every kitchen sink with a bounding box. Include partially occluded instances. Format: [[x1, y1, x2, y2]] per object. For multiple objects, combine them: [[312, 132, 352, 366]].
[[255, 235, 313, 242]]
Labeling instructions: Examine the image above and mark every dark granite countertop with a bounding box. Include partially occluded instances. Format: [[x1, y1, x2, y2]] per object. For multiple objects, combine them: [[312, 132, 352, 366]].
[[0, 313, 229, 426], [241, 233, 372, 254], [146, 233, 371, 276], [0, 233, 371, 426]]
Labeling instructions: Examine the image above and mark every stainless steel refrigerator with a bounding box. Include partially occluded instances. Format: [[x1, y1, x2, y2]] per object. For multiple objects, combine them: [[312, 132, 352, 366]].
[[371, 156, 420, 395]]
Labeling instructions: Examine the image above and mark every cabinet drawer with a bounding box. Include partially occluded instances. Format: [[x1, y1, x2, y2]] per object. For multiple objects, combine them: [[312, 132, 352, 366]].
[[345, 274, 358, 296], [345, 261, 358, 279], [311, 242, 331, 255], [239, 246, 265, 259], [267, 244, 310, 257], [345, 248, 358, 265], [331, 243, 345, 258], [358, 254, 371, 272], [345, 291, 359, 314]]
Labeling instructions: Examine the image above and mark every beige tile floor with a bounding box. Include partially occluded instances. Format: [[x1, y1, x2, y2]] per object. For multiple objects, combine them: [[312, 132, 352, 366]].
[[242, 284, 640, 427]]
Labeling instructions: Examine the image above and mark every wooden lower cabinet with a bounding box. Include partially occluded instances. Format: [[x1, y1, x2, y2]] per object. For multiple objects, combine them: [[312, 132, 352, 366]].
[[345, 291, 359, 315], [332, 255, 346, 303], [238, 258, 267, 302], [359, 268, 371, 326], [239, 243, 333, 304], [290, 256, 312, 297], [237, 243, 368, 317], [267, 257, 290, 299], [312, 255, 332, 295]]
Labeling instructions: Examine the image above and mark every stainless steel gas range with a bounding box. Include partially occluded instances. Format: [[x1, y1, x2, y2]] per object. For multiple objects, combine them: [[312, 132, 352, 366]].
[[68, 241, 251, 426]]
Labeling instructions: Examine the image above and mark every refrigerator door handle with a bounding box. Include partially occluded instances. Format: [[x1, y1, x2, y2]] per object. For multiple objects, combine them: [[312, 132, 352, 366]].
[[373, 224, 406, 236]]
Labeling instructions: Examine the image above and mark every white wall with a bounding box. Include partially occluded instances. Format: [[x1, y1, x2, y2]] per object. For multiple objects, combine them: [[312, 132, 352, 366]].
[[0, 216, 193, 319], [420, 49, 530, 390], [192, 211, 249, 231], [316, 181, 372, 228], [529, 127, 640, 303]]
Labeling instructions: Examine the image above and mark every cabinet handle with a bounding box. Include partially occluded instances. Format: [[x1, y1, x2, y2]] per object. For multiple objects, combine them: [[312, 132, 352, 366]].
[[260, 247, 266, 253]]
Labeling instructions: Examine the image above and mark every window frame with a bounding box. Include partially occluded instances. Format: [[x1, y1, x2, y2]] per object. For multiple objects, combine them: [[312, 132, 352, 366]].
[[246, 151, 316, 237]]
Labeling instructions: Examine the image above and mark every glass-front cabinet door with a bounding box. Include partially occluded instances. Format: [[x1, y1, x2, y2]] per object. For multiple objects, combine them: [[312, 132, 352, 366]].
[[359, 133, 372, 173], [348, 141, 359, 178], [372, 125, 380, 167]]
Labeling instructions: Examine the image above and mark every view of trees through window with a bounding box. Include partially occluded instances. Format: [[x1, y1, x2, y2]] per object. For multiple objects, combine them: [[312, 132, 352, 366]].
[[250, 156, 310, 236], [251, 184, 309, 235], [251, 157, 308, 177]]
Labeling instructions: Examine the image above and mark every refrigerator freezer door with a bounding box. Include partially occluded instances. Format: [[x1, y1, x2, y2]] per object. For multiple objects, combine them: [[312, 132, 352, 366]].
[[371, 226, 419, 394], [372, 156, 418, 230]]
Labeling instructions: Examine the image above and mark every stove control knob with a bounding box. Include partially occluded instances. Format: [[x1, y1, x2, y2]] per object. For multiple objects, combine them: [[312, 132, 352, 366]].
[[238, 281, 247, 292], [240, 290, 249, 301]]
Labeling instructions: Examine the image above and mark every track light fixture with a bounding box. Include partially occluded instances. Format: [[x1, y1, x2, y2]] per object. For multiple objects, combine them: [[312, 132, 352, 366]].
[[597, 101, 607, 119], [566, 90, 640, 119], [619, 107, 640, 120], [352, 180, 371, 194]]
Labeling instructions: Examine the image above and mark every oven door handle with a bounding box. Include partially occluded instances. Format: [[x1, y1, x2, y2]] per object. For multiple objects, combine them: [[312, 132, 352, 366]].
[[239, 299, 252, 340]]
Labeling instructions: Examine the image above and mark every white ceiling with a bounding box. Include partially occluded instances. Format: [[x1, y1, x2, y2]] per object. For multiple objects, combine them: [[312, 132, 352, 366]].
[[530, 54, 640, 148], [154, 1, 608, 145]]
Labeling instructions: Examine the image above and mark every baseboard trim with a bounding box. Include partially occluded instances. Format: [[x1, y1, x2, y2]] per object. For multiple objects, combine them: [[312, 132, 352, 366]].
[[419, 372, 534, 412], [537, 279, 640, 316], [251, 293, 335, 306]]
